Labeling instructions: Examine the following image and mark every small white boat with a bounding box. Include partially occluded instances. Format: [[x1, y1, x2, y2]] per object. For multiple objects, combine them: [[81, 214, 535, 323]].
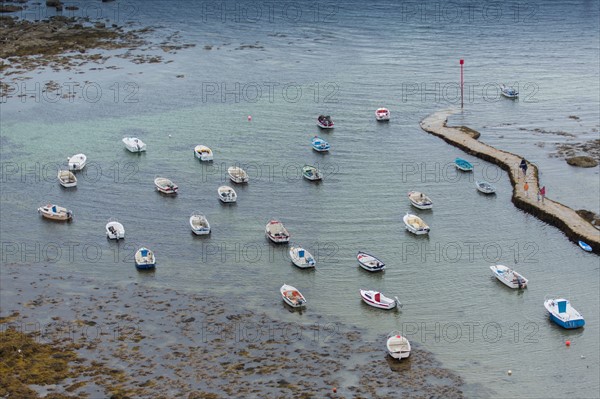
[[357, 252, 385, 272], [218, 185, 237, 203], [57, 170, 77, 188], [135, 247, 156, 269], [68, 153, 87, 171], [122, 137, 146, 152], [544, 298, 585, 329], [476, 180, 496, 194], [227, 166, 248, 183], [154, 177, 178, 194], [490, 265, 528, 289], [265, 220, 290, 243], [302, 165, 322, 181], [403, 213, 430, 235], [194, 145, 213, 161], [289, 246, 316, 269], [386, 331, 411, 360], [375, 108, 390, 121], [189, 212, 211, 235], [360, 289, 401, 310], [317, 115, 334, 129], [105, 218, 125, 240], [312, 136, 330, 152], [408, 191, 432, 210], [500, 84, 519, 99], [280, 284, 306, 308], [38, 204, 73, 221]]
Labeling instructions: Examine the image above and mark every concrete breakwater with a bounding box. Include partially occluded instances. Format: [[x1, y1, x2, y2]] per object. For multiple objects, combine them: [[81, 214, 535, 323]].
[[420, 109, 600, 254]]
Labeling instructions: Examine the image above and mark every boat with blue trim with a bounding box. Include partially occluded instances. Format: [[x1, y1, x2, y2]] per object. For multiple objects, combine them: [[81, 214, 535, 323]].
[[544, 298, 585, 329]]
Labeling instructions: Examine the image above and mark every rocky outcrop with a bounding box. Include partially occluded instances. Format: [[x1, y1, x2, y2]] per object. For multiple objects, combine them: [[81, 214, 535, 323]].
[[566, 156, 598, 168]]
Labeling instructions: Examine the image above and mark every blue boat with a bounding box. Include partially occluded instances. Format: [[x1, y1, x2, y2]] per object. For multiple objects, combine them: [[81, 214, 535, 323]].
[[578, 241, 592, 252], [312, 136, 330, 152], [454, 157, 473, 171], [135, 247, 156, 270], [544, 298, 585, 329]]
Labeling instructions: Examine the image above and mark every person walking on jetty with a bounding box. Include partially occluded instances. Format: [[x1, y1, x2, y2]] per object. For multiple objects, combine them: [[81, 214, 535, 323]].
[[524, 181, 529, 197], [540, 186, 546, 203], [519, 159, 528, 178]]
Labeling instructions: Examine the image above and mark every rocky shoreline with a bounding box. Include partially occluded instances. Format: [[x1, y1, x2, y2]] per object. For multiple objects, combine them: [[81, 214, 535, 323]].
[[0, 264, 466, 398], [420, 109, 600, 254]]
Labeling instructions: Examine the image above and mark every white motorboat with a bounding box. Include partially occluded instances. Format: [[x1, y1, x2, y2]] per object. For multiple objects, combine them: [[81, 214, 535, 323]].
[[189, 212, 211, 235], [490, 265, 528, 289], [68, 153, 87, 171], [57, 170, 77, 188], [194, 145, 213, 161], [360, 289, 401, 310], [135, 247, 156, 269], [227, 166, 248, 183], [154, 177, 178, 194], [265, 220, 290, 243], [500, 84, 519, 99], [217, 185, 237, 203], [280, 284, 306, 308], [289, 246, 316, 269], [105, 218, 125, 240], [386, 331, 411, 360], [476, 180, 496, 194], [408, 191, 432, 210], [356, 252, 385, 272], [122, 137, 146, 152], [375, 108, 390, 121], [37, 204, 73, 221], [302, 165, 322, 181], [403, 213, 430, 235]]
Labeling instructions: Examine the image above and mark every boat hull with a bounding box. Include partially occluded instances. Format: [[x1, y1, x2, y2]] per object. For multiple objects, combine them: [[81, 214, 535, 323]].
[[387, 332, 411, 359], [68, 154, 87, 171], [194, 146, 213, 161], [403, 215, 430, 235], [579, 241, 592, 252], [106, 222, 125, 239], [280, 284, 306, 308], [267, 234, 290, 243], [548, 313, 585, 329], [360, 291, 396, 310], [290, 247, 316, 269], [135, 248, 155, 269], [154, 178, 178, 194], [490, 266, 527, 289], [357, 252, 385, 272], [375, 108, 390, 121], [38, 205, 72, 221], [544, 299, 585, 329], [123, 138, 146, 152]]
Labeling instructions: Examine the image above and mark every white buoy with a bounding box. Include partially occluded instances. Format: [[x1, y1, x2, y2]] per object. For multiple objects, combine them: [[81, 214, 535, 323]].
[[507, 370, 512, 376], [248, 115, 252, 121], [168, 134, 172, 138]]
